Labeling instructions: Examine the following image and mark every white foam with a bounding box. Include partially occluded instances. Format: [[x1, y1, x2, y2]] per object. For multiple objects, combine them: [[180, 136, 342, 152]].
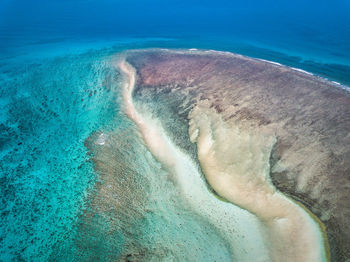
[[96, 133, 107, 145], [258, 58, 283, 67], [291, 67, 313, 75], [330, 80, 350, 93]]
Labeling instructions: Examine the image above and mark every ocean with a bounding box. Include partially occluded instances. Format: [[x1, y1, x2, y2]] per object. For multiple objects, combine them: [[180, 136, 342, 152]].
[[0, 0, 349, 260]]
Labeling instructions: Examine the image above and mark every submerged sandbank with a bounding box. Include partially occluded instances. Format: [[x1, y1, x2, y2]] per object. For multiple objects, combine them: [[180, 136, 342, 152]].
[[123, 48, 350, 261], [118, 56, 328, 261], [189, 101, 327, 261], [119, 59, 270, 261]]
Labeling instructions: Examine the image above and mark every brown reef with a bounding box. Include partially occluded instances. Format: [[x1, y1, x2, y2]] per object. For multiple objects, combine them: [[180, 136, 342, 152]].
[[124, 49, 350, 261]]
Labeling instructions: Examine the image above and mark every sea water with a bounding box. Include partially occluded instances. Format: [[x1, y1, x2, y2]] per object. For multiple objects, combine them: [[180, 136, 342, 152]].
[[1, 0, 350, 260], [0, 39, 239, 261], [0, 43, 121, 260]]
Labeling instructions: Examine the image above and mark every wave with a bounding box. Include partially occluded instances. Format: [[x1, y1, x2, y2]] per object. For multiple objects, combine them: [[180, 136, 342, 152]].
[[290, 67, 314, 75]]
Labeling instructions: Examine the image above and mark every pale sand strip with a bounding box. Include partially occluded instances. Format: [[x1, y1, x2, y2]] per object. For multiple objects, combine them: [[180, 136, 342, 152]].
[[118, 59, 270, 261], [118, 57, 327, 261], [189, 102, 328, 262]]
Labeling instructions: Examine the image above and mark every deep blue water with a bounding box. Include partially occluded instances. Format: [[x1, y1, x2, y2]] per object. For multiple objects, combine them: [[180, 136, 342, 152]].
[[0, 0, 349, 260], [1, 0, 350, 84]]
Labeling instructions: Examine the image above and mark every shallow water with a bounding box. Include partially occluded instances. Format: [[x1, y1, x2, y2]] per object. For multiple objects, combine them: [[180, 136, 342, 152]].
[[119, 59, 270, 261], [0, 46, 120, 260], [1, 0, 350, 258], [188, 102, 327, 261]]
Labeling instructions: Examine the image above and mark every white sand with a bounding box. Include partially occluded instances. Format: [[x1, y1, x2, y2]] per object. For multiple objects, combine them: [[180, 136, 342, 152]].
[[119, 59, 270, 261], [189, 102, 328, 262], [118, 57, 328, 261]]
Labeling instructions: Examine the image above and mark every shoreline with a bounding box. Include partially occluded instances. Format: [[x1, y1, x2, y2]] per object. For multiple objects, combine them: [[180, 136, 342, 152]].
[[125, 47, 350, 92]]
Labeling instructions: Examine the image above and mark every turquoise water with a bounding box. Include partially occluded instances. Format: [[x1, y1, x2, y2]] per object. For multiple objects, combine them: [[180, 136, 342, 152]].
[[0, 35, 348, 261], [0, 44, 121, 260], [0, 0, 350, 260], [0, 39, 237, 260]]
